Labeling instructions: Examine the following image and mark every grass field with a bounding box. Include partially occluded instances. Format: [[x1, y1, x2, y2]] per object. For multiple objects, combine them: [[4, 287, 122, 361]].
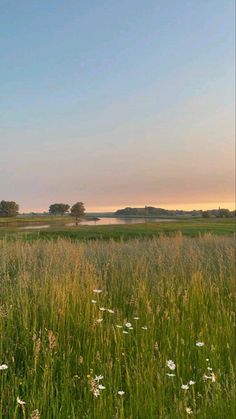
[[0, 234, 235, 418], [0, 218, 235, 241]]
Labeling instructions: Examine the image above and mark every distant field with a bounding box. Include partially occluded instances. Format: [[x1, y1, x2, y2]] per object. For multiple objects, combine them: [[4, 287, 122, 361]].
[[0, 215, 72, 224], [0, 235, 235, 418], [0, 217, 235, 241]]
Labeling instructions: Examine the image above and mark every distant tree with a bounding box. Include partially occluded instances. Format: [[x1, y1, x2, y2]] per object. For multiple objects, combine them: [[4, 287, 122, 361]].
[[202, 210, 211, 218], [217, 208, 230, 218], [49, 203, 70, 216], [0, 200, 19, 217], [70, 202, 85, 222]]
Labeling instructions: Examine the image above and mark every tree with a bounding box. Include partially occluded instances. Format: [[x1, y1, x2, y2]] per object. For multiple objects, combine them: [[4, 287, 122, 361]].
[[0, 200, 19, 217], [70, 202, 85, 222], [202, 210, 211, 218], [49, 203, 70, 216], [217, 208, 230, 218]]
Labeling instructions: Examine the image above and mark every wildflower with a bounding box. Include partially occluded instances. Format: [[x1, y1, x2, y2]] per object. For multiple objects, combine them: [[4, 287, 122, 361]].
[[0, 364, 8, 370], [107, 309, 115, 314], [211, 373, 216, 382], [17, 397, 26, 405], [89, 376, 104, 397], [196, 342, 204, 347], [116, 325, 122, 328], [203, 372, 216, 382], [93, 389, 100, 397], [122, 330, 128, 334], [206, 358, 209, 362], [181, 384, 189, 390], [207, 367, 212, 371], [125, 322, 132, 328], [93, 289, 102, 294], [141, 326, 147, 330], [99, 307, 106, 311], [133, 317, 139, 320], [30, 409, 40, 419], [166, 373, 175, 377], [91, 300, 97, 304], [118, 390, 125, 396], [96, 318, 103, 323], [186, 407, 193, 415], [189, 380, 196, 385], [95, 375, 104, 382], [166, 360, 176, 370]]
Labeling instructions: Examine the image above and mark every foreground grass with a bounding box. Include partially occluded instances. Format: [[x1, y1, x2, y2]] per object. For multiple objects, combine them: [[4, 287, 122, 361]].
[[0, 235, 235, 418]]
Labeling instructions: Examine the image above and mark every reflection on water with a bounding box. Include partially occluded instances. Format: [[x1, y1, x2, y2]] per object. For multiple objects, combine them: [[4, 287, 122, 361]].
[[20, 225, 50, 230], [13, 217, 175, 231], [67, 217, 175, 226]]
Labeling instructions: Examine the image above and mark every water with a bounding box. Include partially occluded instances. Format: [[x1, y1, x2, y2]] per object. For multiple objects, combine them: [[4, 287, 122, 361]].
[[13, 217, 175, 230], [69, 217, 175, 226], [19, 225, 50, 230]]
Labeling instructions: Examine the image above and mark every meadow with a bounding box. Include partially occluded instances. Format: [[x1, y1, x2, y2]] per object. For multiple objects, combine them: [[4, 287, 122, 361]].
[[0, 234, 235, 418], [0, 217, 235, 241]]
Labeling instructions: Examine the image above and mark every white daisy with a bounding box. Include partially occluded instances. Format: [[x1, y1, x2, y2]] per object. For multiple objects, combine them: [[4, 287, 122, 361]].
[[189, 380, 195, 385], [118, 390, 125, 396], [203, 372, 216, 382], [196, 342, 204, 347], [17, 397, 25, 405], [166, 360, 176, 370], [186, 407, 193, 415]]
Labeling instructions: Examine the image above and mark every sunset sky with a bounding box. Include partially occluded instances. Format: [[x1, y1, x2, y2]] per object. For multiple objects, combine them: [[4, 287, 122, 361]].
[[0, 0, 235, 212]]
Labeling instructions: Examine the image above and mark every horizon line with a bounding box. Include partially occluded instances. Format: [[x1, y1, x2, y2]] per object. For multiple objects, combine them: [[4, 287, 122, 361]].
[[20, 201, 236, 213]]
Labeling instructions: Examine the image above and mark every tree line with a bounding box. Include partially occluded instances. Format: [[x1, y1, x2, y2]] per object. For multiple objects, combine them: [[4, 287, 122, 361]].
[[0, 200, 85, 219], [115, 206, 236, 218], [1, 200, 235, 218]]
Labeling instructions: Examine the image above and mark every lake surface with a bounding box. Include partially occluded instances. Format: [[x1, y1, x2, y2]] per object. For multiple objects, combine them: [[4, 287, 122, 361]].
[[18, 217, 176, 230], [72, 217, 175, 226]]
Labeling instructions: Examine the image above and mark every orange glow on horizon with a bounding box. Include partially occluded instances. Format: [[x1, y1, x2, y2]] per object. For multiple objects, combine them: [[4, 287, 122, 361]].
[[23, 201, 235, 213]]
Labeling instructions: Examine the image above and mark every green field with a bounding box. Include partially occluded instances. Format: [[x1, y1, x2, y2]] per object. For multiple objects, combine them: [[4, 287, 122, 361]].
[[0, 217, 235, 241], [0, 234, 235, 418]]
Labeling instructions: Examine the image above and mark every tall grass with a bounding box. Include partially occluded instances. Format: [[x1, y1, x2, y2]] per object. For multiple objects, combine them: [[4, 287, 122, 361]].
[[0, 234, 235, 418]]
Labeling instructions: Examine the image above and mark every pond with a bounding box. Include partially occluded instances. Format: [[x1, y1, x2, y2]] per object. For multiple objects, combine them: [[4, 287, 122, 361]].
[[68, 217, 175, 226], [17, 217, 176, 230]]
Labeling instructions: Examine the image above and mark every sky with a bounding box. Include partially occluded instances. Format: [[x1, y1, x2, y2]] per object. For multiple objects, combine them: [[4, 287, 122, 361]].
[[0, 0, 235, 212]]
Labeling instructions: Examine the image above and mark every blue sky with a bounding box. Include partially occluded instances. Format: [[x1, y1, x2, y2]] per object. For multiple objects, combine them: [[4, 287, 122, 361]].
[[0, 0, 235, 211]]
